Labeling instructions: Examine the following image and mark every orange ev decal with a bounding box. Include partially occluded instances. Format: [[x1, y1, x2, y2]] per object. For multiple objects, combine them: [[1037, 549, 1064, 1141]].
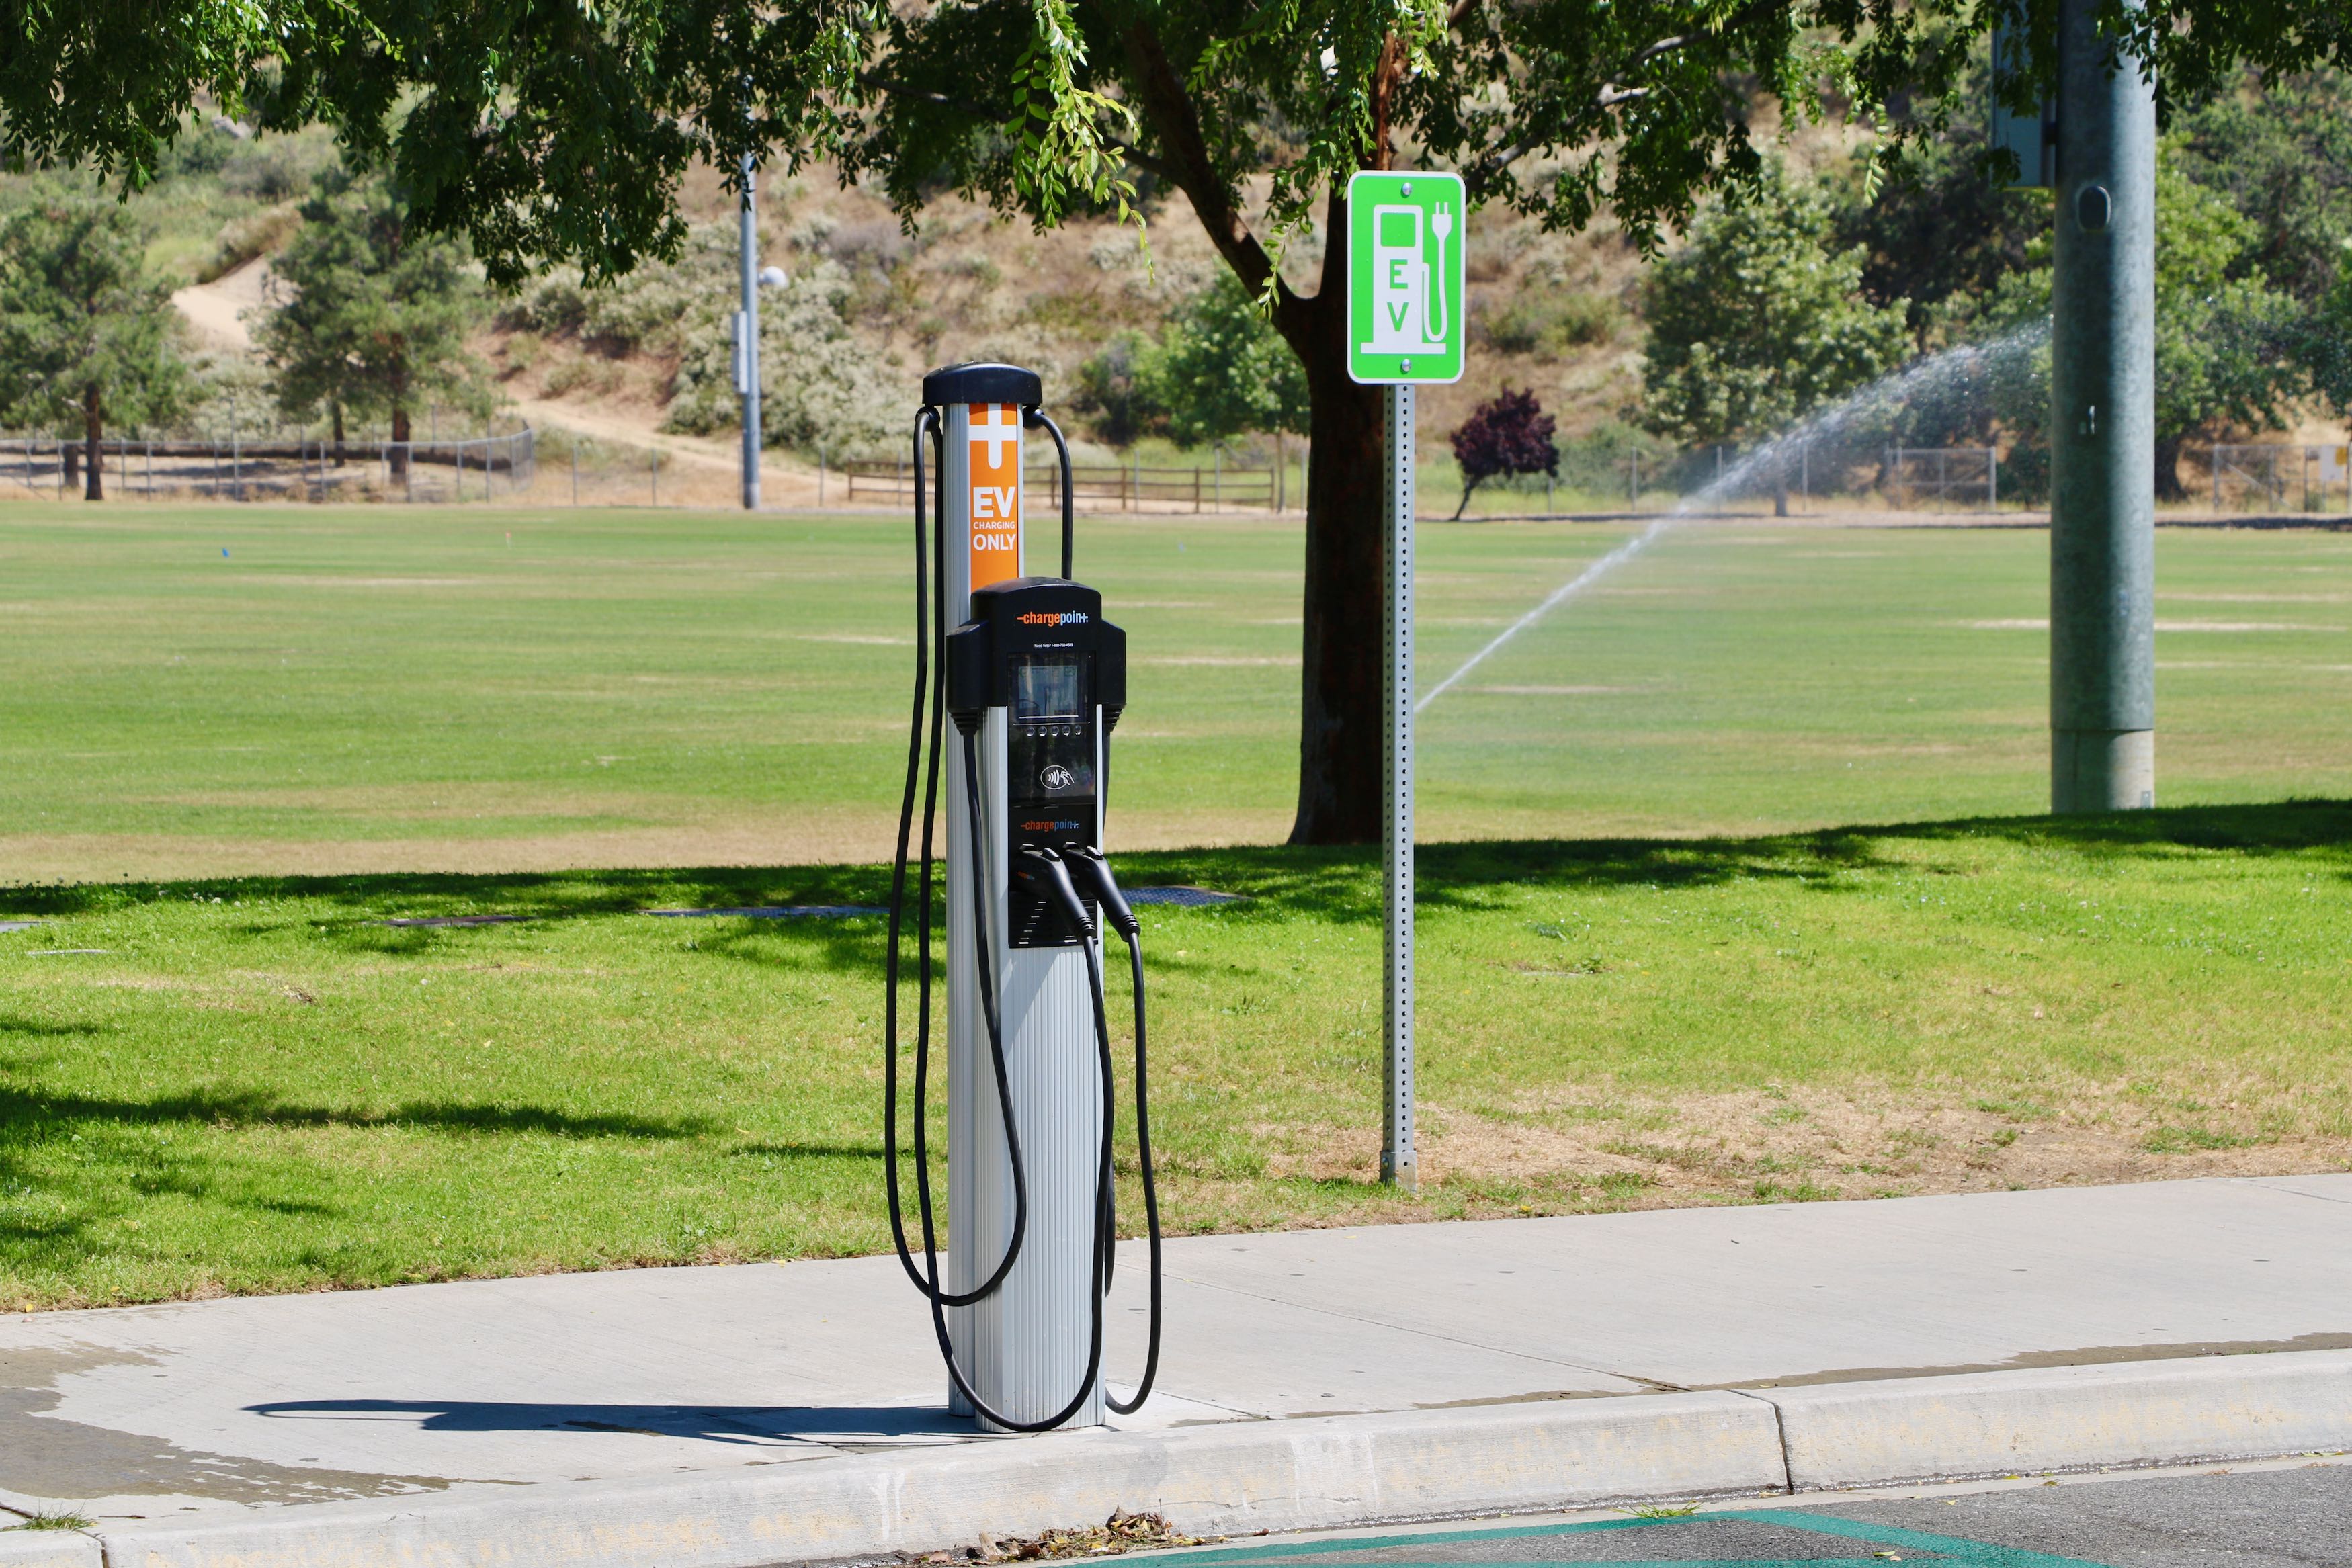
[[968, 402, 1022, 589]]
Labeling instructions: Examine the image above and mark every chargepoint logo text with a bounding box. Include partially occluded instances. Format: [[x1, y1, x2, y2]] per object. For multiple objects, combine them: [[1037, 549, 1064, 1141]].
[[1017, 611, 1089, 627]]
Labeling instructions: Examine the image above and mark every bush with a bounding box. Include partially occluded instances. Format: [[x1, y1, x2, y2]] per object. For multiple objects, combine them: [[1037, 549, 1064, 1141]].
[[196, 203, 301, 282], [1070, 332, 1163, 447], [663, 255, 898, 457], [1641, 163, 1912, 446], [1480, 292, 1616, 357], [216, 136, 337, 203], [1138, 273, 1308, 447], [1450, 388, 1557, 518]]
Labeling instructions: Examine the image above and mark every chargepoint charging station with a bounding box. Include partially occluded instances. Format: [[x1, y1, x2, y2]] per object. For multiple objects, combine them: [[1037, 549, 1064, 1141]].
[[884, 362, 1163, 1432]]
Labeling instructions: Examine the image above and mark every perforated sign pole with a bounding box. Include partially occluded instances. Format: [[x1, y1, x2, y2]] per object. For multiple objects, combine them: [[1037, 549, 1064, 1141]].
[[1347, 170, 1464, 1194]]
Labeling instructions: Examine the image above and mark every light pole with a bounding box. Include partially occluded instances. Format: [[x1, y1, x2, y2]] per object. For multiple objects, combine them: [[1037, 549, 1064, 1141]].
[[736, 157, 788, 511], [2048, 0, 2157, 812]]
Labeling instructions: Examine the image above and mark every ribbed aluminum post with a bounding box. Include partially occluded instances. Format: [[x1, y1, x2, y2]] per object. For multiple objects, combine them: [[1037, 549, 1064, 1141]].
[[941, 402, 1105, 1428], [1382, 384, 1418, 1192]]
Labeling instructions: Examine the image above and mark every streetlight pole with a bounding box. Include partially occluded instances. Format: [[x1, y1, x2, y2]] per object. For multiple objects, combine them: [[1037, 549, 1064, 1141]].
[[2048, 0, 2156, 811], [739, 153, 762, 511]]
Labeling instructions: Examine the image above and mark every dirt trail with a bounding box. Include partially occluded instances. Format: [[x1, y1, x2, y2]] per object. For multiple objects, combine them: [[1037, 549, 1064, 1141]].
[[171, 259, 274, 351]]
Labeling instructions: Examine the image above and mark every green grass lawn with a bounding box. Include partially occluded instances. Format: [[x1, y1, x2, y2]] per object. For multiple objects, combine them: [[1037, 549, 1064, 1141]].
[[6, 506, 2352, 877], [3, 502, 2351, 1308], [5, 806, 2349, 1309]]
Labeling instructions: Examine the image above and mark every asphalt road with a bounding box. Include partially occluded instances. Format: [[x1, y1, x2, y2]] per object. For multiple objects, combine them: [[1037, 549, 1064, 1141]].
[[1155, 1463, 2352, 1568]]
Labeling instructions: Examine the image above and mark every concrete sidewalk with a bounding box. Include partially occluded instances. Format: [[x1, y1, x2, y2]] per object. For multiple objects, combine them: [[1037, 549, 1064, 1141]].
[[5, 1175, 2350, 1566]]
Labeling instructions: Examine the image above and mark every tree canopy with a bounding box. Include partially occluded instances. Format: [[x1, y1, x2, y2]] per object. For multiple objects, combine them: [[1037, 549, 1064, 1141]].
[[255, 171, 493, 453], [1640, 166, 1913, 450], [0, 187, 187, 497], [1450, 388, 1556, 519]]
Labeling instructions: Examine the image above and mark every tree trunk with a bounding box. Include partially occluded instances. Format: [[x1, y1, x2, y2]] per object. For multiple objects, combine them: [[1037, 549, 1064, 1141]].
[[390, 405, 411, 481], [83, 388, 103, 501], [331, 402, 346, 467], [2154, 432, 2186, 503], [1453, 476, 1478, 521], [1282, 188, 1385, 845], [1120, 19, 1386, 844]]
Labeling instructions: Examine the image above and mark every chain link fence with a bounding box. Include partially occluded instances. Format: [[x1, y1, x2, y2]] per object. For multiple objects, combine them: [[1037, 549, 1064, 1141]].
[[2201, 444, 2352, 515]]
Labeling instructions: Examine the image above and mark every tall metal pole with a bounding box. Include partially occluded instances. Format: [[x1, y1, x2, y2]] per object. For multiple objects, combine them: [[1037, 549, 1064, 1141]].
[[739, 153, 763, 511], [2049, 0, 2156, 812], [1381, 384, 1418, 1193]]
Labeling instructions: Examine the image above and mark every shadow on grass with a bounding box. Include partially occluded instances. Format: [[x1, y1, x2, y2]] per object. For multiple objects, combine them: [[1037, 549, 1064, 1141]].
[[3, 799, 2345, 941], [1152, 797, 2352, 922], [0, 1084, 716, 1141]]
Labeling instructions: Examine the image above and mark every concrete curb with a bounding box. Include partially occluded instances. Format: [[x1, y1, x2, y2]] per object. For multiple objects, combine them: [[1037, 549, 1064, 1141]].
[[74, 1351, 2352, 1568], [0, 1532, 102, 1568], [1759, 1350, 2352, 1487]]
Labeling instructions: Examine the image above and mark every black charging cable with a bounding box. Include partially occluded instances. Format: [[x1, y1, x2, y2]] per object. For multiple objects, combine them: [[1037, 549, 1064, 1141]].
[[1062, 846, 1163, 1414], [886, 410, 1027, 1309], [1024, 407, 1076, 580]]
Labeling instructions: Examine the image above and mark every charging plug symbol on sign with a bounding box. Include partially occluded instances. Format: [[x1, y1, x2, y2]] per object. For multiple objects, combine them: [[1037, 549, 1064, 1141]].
[[968, 402, 1023, 589], [1346, 171, 1466, 385]]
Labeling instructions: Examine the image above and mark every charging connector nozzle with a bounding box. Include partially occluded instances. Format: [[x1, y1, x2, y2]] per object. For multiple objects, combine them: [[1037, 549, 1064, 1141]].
[[1013, 845, 1094, 937], [1061, 846, 1139, 940]]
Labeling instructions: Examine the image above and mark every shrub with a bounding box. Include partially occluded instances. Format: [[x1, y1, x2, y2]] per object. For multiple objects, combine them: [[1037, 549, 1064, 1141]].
[[1481, 291, 1618, 357], [1450, 387, 1558, 518]]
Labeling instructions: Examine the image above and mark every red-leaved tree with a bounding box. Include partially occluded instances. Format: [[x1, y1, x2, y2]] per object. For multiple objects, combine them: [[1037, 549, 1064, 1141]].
[[1450, 388, 1558, 519]]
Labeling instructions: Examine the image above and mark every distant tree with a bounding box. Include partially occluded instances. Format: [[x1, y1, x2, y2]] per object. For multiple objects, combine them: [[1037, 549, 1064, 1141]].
[[1450, 388, 1557, 519], [255, 171, 491, 470], [1070, 332, 1163, 449], [1641, 167, 1912, 513], [1826, 66, 2052, 352], [1140, 274, 1310, 450], [2171, 66, 2352, 306], [1959, 163, 2306, 498], [2304, 258, 2352, 432], [0, 189, 187, 499]]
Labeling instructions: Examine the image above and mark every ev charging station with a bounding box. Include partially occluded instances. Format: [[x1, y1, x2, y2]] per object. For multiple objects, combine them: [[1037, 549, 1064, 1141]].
[[884, 363, 1163, 1432]]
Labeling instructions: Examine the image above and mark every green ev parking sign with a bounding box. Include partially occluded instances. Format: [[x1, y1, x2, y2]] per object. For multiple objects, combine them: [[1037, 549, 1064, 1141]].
[[1345, 171, 1466, 385]]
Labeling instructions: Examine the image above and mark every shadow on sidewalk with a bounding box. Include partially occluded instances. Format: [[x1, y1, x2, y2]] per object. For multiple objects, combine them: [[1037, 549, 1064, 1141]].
[[249, 1398, 974, 1446]]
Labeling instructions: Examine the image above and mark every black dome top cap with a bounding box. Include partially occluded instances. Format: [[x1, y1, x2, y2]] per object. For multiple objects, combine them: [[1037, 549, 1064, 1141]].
[[923, 361, 1043, 408]]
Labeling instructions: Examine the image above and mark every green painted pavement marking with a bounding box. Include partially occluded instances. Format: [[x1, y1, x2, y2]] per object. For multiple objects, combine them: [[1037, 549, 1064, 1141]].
[[1153, 1507, 2113, 1568], [1164, 1514, 1665, 1566], [1730, 1510, 2107, 1568], [1267, 1561, 1927, 1568]]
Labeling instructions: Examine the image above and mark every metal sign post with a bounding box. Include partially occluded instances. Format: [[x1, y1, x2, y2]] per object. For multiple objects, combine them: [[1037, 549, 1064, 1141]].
[[1346, 170, 1464, 1194]]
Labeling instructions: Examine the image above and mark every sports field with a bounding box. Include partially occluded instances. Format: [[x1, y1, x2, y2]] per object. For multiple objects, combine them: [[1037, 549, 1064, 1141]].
[[3, 503, 2350, 1307], [7, 506, 2352, 878]]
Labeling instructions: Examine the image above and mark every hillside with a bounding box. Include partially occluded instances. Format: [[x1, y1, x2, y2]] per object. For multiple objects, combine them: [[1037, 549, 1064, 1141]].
[[12, 74, 2347, 512], [44, 120, 1648, 482]]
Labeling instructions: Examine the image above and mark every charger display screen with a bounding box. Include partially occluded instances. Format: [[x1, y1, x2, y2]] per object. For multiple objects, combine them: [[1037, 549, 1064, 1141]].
[[1013, 658, 1084, 722]]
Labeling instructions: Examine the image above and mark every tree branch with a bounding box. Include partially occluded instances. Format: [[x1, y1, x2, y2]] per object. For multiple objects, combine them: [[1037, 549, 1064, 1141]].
[[857, 73, 1006, 126], [1469, 26, 1720, 182], [1119, 17, 1302, 331]]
